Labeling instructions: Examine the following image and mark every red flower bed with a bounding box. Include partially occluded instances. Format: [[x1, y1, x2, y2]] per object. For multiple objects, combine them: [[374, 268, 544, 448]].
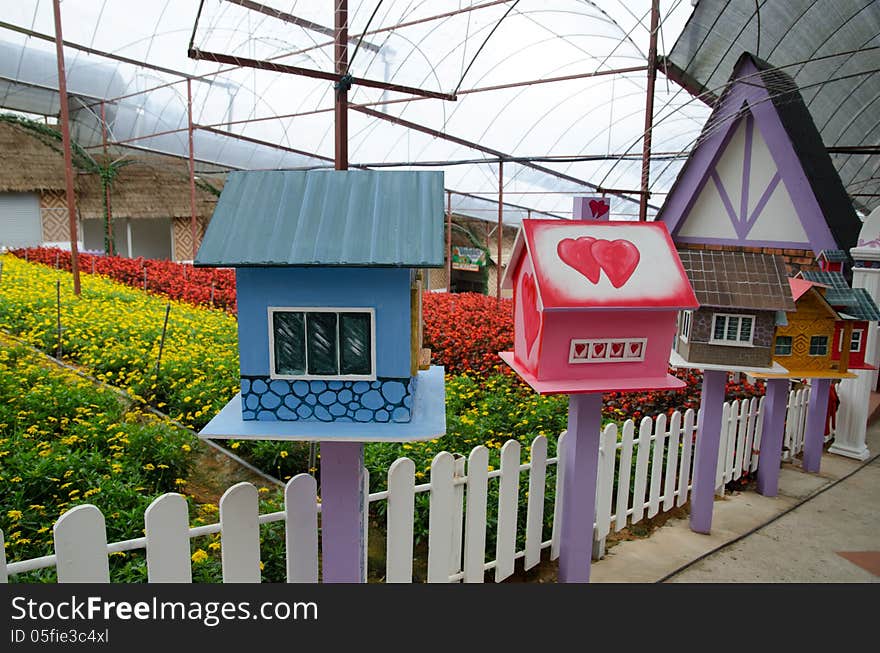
[[422, 291, 514, 376], [10, 247, 237, 312]]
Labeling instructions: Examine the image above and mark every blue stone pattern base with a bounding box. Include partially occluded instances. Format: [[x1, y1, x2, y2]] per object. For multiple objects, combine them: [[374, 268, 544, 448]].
[[240, 376, 415, 423]]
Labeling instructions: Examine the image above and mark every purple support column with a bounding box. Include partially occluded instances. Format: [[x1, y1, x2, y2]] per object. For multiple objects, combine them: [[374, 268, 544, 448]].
[[319, 441, 365, 583], [558, 393, 603, 583], [756, 378, 790, 497], [802, 378, 831, 473], [689, 369, 726, 534]]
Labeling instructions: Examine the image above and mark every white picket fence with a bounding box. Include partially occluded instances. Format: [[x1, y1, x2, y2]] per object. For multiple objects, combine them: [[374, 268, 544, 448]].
[[1, 388, 818, 584]]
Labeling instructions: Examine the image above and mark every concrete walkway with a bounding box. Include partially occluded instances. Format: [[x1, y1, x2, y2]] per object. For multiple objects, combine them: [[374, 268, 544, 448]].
[[591, 418, 880, 583]]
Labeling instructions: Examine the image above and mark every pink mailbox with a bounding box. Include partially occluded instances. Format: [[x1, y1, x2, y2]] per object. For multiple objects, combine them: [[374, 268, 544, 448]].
[[500, 219, 699, 394]]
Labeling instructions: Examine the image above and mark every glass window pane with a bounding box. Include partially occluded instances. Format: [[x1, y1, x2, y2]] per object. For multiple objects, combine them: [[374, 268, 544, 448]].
[[273, 312, 305, 375], [713, 316, 726, 340], [307, 313, 338, 375], [726, 317, 739, 341], [775, 336, 791, 355], [851, 331, 862, 352], [740, 317, 753, 342], [340, 313, 372, 375]]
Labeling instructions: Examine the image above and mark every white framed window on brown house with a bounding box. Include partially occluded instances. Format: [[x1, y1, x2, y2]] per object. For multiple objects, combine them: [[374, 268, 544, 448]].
[[710, 313, 754, 346], [679, 311, 692, 342], [268, 307, 376, 380]]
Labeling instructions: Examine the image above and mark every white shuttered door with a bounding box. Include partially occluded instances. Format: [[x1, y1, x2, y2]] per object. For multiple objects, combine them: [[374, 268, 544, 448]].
[[0, 193, 41, 247]]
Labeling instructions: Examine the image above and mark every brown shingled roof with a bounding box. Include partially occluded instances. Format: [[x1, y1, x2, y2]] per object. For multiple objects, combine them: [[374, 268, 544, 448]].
[[677, 249, 795, 312]]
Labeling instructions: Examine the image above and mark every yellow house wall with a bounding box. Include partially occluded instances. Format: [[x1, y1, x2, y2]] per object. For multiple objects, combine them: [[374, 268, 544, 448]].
[[772, 291, 838, 372]]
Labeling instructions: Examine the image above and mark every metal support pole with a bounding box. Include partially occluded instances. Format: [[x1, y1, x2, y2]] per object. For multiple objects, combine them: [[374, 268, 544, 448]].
[[638, 0, 660, 222], [100, 101, 114, 255], [446, 190, 452, 291], [187, 78, 198, 260], [52, 0, 81, 295], [496, 161, 503, 301], [334, 0, 348, 170]]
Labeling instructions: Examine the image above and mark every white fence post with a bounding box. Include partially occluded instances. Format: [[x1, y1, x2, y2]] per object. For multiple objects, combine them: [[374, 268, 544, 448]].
[[449, 455, 466, 580], [648, 413, 666, 518], [663, 411, 682, 512], [285, 474, 319, 583], [427, 452, 454, 583], [524, 436, 548, 571], [615, 419, 636, 531], [550, 431, 567, 561], [385, 458, 415, 583], [463, 445, 489, 582], [219, 482, 261, 583], [593, 423, 617, 559], [0, 529, 7, 583], [495, 439, 521, 582], [631, 416, 653, 524], [677, 408, 696, 506], [54, 504, 109, 583], [145, 493, 191, 583]]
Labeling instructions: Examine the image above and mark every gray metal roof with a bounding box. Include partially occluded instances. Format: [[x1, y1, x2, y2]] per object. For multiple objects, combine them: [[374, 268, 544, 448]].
[[195, 170, 444, 267], [824, 287, 880, 322], [800, 270, 850, 289], [662, 0, 880, 215]]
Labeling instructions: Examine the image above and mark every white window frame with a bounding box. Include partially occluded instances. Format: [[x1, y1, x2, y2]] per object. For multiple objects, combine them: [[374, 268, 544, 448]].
[[267, 307, 377, 381], [850, 329, 863, 353], [808, 335, 829, 357], [709, 313, 755, 347], [679, 310, 692, 343], [569, 337, 647, 364]]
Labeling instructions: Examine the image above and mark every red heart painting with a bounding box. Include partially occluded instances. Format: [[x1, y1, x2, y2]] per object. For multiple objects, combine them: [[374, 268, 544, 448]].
[[574, 343, 587, 359], [556, 236, 599, 283], [591, 343, 606, 358], [610, 342, 624, 357], [629, 342, 642, 357], [520, 272, 540, 355], [589, 199, 609, 219], [592, 239, 640, 288]]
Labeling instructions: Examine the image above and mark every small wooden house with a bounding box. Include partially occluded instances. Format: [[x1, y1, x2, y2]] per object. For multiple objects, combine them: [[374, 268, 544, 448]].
[[674, 250, 795, 369], [195, 169, 444, 426], [799, 269, 880, 371], [499, 219, 698, 393], [772, 278, 854, 376]]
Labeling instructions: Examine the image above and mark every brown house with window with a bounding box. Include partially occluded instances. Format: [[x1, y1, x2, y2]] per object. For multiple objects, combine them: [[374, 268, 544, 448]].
[[674, 249, 795, 368], [772, 278, 854, 376]]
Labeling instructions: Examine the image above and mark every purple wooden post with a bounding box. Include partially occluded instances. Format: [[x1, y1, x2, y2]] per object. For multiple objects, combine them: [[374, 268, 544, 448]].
[[756, 378, 790, 497], [558, 393, 603, 583], [319, 441, 365, 583], [802, 378, 831, 473], [689, 369, 726, 534]]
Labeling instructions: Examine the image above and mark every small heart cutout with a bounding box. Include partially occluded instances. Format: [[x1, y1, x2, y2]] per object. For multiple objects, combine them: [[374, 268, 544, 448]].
[[557, 236, 599, 283], [628, 342, 643, 357], [610, 343, 624, 357], [574, 344, 587, 358], [589, 199, 609, 219], [592, 239, 640, 288], [591, 343, 606, 358], [520, 273, 540, 355]]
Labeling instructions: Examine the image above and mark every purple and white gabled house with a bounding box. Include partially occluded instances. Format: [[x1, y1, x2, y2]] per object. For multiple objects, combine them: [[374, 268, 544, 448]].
[[657, 52, 862, 256]]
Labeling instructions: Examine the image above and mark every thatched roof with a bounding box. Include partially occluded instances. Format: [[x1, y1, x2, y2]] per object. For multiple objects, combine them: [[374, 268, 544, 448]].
[[0, 120, 67, 192], [76, 154, 223, 220]]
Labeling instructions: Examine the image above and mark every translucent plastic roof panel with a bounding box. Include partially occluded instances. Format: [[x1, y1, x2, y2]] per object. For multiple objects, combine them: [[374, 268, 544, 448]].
[[663, 0, 880, 214], [0, 1, 707, 224]]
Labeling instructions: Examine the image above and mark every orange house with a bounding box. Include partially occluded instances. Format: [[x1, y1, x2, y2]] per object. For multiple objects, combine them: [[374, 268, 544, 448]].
[[771, 278, 854, 377]]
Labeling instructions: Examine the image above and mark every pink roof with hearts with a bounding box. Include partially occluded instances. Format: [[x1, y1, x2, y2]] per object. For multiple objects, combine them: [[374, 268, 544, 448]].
[[502, 220, 698, 311]]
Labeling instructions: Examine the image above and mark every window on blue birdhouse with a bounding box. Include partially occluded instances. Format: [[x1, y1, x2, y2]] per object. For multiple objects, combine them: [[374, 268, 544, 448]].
[[270, 308, 374, 379]]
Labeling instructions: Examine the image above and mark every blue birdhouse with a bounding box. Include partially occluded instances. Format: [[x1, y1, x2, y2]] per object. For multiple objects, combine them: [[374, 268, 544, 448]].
[[195, 169, 446, 443]]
